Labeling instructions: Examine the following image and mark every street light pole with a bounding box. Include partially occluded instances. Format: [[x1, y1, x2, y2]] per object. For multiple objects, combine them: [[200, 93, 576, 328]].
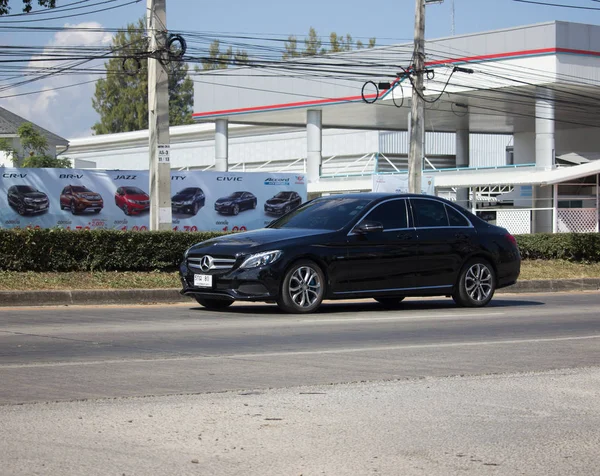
[[147, 0, 172, 230]]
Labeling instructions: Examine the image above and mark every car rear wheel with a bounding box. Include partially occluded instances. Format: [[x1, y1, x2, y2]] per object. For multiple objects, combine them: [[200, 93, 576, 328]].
[[452, 258, 496, 307], [277, 260, 325, 314], [194, 297, 233, 310], [374, 297, 405, 308]]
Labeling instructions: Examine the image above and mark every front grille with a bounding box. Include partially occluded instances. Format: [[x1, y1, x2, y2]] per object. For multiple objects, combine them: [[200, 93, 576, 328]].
[[188, 255, 237, 273]]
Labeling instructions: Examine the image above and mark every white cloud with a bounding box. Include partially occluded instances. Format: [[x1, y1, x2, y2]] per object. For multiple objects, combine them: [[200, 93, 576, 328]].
[[1, 22, 114, 140]]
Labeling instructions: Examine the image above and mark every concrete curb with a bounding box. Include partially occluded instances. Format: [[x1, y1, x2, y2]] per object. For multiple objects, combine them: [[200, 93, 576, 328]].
[[0, 279, 598, 307]]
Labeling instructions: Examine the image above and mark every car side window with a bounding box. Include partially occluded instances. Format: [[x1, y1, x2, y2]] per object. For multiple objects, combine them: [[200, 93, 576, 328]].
[[445, 204, 470, 227], [411, 199, 449, 228], [362, 199, 408, 231]]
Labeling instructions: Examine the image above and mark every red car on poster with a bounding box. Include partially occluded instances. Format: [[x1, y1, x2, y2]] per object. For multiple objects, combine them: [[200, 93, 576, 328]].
[[114, 186, 150, 215]]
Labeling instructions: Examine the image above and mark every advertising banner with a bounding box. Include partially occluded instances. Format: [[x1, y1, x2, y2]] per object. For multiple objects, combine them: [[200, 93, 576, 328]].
[[0, 168, 307, 232], [372, 173, 436, 195]]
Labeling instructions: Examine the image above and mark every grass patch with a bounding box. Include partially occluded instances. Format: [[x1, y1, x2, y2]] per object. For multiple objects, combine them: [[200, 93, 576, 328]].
[[519, 260, 600, 281], [1, 260, 600, 291]]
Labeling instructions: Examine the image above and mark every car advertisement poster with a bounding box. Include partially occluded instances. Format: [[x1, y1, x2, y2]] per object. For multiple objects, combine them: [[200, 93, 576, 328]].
[[372, 173, 436, 195], [0, 168, 307, 232]]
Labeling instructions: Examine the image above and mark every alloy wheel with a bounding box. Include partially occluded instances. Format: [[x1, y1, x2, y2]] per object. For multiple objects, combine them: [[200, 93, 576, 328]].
[[232, 204, 239, 215], [464, 263, 493, 303], [288, 265, 322, 309]]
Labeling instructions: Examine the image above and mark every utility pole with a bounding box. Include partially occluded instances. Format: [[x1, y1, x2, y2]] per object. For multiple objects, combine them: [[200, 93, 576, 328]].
[[147, 0, 171, 231], [408, 0, 426, 194]]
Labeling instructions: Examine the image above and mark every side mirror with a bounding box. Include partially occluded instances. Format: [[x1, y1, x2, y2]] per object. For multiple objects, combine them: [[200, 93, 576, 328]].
[[353, 220, 384, 234]]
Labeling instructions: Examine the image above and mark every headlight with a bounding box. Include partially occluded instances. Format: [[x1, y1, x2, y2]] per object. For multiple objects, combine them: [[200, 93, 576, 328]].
[[182, 200, 193, 205], [239, 250, 282, 269]]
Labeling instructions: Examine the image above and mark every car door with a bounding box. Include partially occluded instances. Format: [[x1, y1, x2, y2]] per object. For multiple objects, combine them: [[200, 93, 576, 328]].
[[409, 198, 476, 288], [336, 198, 420, 295]]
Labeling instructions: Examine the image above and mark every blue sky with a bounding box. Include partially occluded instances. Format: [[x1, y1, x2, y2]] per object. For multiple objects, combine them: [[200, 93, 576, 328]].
[[2, 0, 600, 139]]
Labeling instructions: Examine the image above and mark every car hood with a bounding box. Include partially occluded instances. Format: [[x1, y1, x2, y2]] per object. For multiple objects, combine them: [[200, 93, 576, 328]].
[[187, 228, 334, 256], [265, 198, 287, 206], [75, 192, 101, 199], [23, 191, 47, 199], [125, 193, 149, 201], [172, 193, 197, 201], [215, 197, 237, 204]]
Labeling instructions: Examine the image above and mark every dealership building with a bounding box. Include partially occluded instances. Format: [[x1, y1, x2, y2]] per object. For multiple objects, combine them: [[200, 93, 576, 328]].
[[65, 20, 600, 234]]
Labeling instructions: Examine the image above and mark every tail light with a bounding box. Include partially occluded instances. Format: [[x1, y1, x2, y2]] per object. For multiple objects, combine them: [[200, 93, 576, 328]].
[[505, 233, 518, 247]]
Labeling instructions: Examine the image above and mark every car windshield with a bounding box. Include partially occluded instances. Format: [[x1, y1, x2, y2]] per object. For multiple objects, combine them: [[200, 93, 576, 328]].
[[227, 192, 244, 199], [71, 186, 90, 193], [16, 185, 36, 193], [124, 187, 144, 195], [268, 197, 371, 230], [178, 188, 199, 195], [274, 192, 293, 199]]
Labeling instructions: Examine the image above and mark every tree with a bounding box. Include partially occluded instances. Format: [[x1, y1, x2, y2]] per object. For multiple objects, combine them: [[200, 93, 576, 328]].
[[200, 40, 248, 71], [283, 27, 376, 59], [0, 122, 71, 168], [92, 18, 194, 135], [0, 0, 54, 15]]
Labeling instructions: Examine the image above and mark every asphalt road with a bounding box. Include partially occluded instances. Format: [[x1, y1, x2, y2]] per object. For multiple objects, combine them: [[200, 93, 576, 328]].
[[1, 292, 599, 475], [1, 292, 599, 404]]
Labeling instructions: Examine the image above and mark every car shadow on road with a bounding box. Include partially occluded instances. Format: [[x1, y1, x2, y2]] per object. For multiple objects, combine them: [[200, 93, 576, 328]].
[[188, 297, 545, 316]]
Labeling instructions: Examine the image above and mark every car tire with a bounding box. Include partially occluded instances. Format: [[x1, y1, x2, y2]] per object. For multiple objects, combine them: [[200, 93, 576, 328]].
[[93, 209, 101, 214], [252, 199, 257, 209], [374, 297, 405, 308], [194, 297, 233, 310], [70, 201, 79, 215], [193, 202, 199, 215], [122, 204, 130, 216], [16, 202, 26, 216], [452, 258, 496, 308], [277, 260, 325, 314], [232, 204, 239, 215], [284, 205, 291, 214]]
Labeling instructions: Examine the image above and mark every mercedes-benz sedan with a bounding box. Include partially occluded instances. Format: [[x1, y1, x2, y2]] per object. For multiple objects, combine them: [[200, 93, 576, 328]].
[[180, 193, 521, 314]]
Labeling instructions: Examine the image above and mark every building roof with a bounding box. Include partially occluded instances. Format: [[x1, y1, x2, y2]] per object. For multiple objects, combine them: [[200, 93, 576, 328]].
[[432, 160, 600, 188], [0, 106, 67, 145]]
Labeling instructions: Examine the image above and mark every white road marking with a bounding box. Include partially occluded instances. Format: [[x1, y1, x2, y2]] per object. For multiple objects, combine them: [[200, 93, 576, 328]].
[[1, 335, 599, 369]]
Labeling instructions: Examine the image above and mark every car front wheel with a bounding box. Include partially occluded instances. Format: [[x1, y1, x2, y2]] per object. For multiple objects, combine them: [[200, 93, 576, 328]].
[[452, 259, 496, 307], [194, 297, 234, 310], [277, 260, 325, 314]]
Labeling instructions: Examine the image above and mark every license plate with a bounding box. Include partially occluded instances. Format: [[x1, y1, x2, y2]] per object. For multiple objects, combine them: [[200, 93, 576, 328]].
[[194, 274, 212, 287]]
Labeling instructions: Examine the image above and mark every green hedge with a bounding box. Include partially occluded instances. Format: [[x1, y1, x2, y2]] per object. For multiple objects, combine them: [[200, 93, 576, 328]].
[[515, 233, 600, 263], [0, 230, 598, 272], [0, 229, 223, 272]]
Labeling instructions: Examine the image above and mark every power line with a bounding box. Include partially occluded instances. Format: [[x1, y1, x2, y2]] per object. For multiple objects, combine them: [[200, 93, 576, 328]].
[[512, 0, 600, 10]]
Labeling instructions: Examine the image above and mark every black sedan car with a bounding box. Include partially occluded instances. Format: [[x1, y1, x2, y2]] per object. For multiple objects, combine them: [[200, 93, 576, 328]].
[[180, 193, 521, 314], [264, 191, 302, 215], [172, 187, 206, 215], [7, 185, 49, 215], [214, 191, 257, 215]]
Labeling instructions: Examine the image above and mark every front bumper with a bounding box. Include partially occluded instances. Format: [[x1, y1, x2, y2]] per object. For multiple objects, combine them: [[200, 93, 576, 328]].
[[264, 205, 285, 215], [179, 260, 282, 302], [214, 203, 234, 214], [23, 202, 49, 213], [77, 200, 103, 211]]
